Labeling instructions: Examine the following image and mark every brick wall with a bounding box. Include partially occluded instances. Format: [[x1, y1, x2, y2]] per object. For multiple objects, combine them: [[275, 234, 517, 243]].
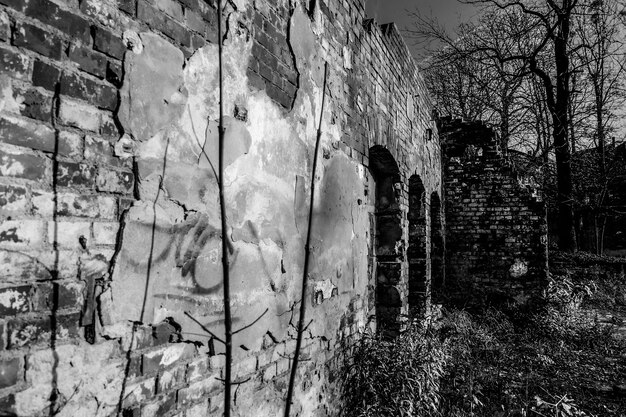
[[440, 118, 548, 304], [0, 0, 441, 415]]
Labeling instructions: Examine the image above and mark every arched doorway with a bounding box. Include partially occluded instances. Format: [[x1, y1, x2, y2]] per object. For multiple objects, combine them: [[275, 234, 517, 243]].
[[430, 192, 445, 301], [408, 175, 428, 318], [368, 146, 403, 334]]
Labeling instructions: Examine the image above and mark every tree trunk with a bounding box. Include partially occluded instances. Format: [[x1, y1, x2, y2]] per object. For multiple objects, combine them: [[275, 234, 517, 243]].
[[552, 3, 578, 252]]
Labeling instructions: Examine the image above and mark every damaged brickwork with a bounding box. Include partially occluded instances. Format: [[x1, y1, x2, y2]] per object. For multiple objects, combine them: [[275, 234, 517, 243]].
[[439, 118, 549, 304], [0, 0, 442, 416]]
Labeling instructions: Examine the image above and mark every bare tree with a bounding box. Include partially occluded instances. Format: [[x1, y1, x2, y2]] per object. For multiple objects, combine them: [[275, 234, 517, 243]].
[[413, 0, 583, 251]]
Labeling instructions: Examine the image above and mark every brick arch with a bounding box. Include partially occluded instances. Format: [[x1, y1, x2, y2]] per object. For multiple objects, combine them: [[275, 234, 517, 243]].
[[408, 175, 428, 318], [430, 191, 445, 301], [368, 145, 403, 335]]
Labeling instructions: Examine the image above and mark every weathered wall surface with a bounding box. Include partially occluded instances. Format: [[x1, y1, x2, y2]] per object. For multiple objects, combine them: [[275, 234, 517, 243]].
[[0, 0, 441, 416], [440, 118, 548, 303]]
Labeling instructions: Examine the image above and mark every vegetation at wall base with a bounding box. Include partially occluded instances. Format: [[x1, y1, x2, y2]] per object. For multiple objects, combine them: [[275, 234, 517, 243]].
[[342, 271, 626, 416]]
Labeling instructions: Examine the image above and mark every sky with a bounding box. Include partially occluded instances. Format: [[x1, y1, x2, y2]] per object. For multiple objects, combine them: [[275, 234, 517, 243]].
[[364, 0, 480, 59]]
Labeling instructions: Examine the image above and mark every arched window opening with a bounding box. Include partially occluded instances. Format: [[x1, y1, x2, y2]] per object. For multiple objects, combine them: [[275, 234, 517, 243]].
[[430, 192, 445, 302], [368, 146, 403, 335], [408, 175, 428, 318]]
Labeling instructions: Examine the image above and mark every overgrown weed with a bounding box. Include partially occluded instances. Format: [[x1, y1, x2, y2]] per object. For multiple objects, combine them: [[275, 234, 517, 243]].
[[341, 274, 626, 416]]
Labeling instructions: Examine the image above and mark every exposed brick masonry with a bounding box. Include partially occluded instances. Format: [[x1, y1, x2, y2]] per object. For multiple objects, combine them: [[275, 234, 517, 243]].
[[440, 118, 549, 303]]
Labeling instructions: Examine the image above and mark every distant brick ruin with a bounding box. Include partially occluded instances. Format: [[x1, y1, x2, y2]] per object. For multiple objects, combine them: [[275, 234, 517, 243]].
[[439, 118, 549, 304], [0, 0, 546, 415]]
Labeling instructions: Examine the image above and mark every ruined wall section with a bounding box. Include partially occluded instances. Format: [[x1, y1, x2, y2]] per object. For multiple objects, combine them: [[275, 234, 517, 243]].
[[0, 0, 441, 416], [309, 3, 442, 323], [440, 118, 548, 303]]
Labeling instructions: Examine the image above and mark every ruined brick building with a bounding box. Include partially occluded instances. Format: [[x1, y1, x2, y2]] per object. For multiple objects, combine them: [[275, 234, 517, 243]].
[[0, 0, 547, 415]]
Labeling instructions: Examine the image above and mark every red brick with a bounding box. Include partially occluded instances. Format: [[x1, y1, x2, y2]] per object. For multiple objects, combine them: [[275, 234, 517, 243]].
[[0, 220, 46, 249], [0, 285, 32, 315], [85, 135, 127, 168], [0, 357, 21, 389], [185, 9, 206, 33], [100, 113, 120, 138], [0, 0, 25, 12], [0, 394, 15, 416], [0, 46, 29, 80], [0, 184, 28, 214], [32, 60, 61, 91], [137, 0, 191, 47], [56, 192, 115, 218], [56, 161, 96, 187], [33, 281, 84, 312], [0, 149, 48, 181], [119, 0, 137, 15], [60, 71, 118, 111], [68, 44, 107, 78], [0, 115, 56, 153], [154, 0, 183, 21], [57, 130, 84, 159], [96, 168, 134, 194], [6, 312, 81, 349], [122, 376, 156, 408], [156, 365, 185, 393], [58, 97, 101, 132], [13, 22, 64, 60], [24, 0, 91, 44], [106, 60, 123, 88], [93, 27, 126, 60], [0, 11, 9, 41], [14, 87, 54, 123]]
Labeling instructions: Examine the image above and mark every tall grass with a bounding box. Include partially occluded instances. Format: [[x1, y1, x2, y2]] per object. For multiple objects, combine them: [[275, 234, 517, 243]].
[[341, 274, 626, 417]]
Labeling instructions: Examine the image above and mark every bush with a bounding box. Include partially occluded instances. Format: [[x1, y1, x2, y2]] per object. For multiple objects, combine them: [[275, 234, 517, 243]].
[[341, 323, 447, 417], [341, 271, 626, 416]]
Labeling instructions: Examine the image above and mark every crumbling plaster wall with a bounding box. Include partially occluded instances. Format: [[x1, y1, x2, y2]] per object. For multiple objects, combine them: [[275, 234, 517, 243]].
[[0, 0, 441, 416]]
